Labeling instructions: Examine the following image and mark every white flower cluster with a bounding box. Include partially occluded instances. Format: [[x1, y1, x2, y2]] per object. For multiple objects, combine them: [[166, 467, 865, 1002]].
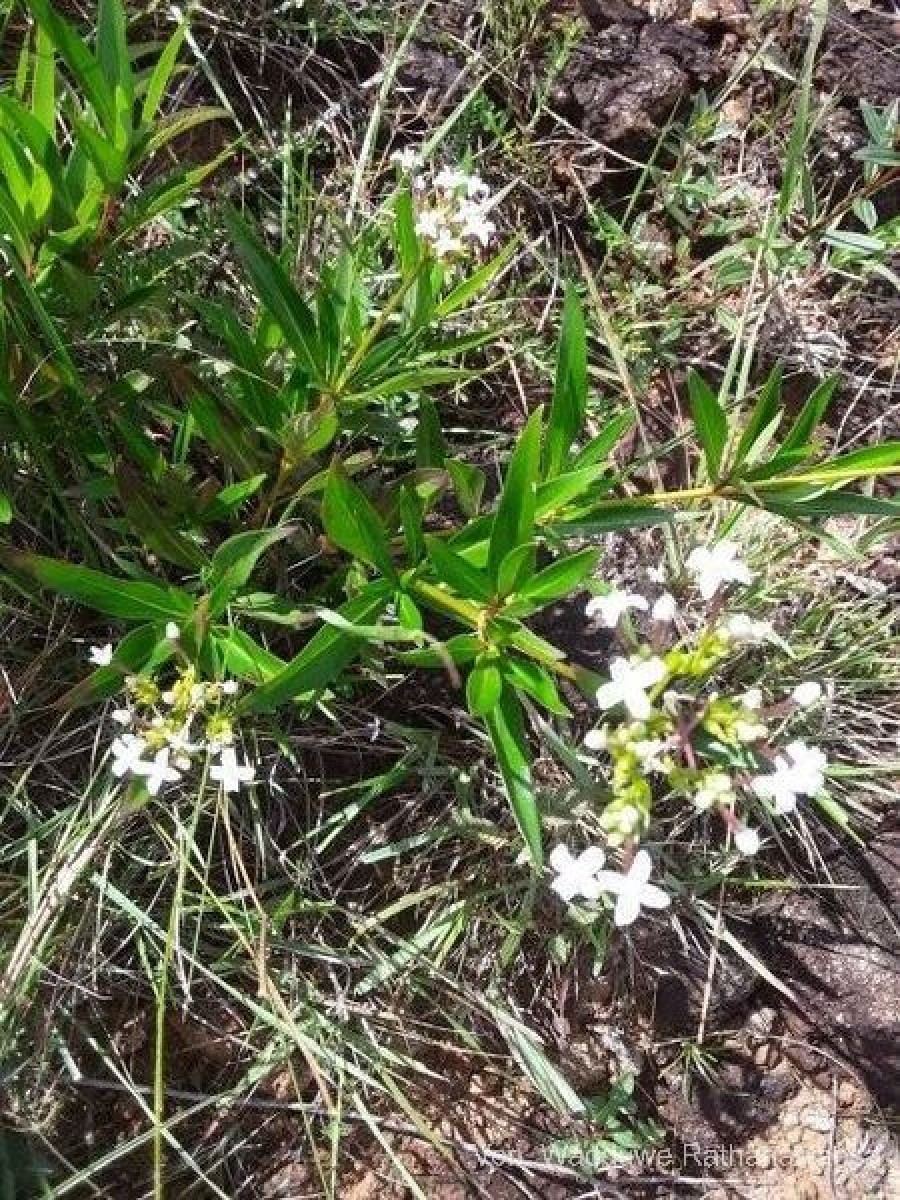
[[90, 640, 256, 798], [390, 149, 497, 261], [552, 540, 831, 925]]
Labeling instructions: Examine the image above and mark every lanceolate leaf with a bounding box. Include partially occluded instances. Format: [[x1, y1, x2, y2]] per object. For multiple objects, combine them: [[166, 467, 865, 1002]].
[[488, 407, 543, 582], [224, 207, 322, 378], [484, 685, 543, 867], [514, 548, 600, 608], [544, 286, 587, 478], [240, 584, 391, 713], [687, 369, 728, 480], [733, 363, 783, 472], [1, 550, 193, 621], [322, 463, 396, 578], [777, 376, 838, 457], [466, 659, 503, 717], [425, 536, 493, 602]]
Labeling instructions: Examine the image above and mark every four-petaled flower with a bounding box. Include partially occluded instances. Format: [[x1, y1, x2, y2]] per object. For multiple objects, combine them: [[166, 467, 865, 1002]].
[[686, 541, 753, 600], [593, 850, 671, 927], [586, 590, 649, 628], [110, 734, 148, 777], [752, 740, 827, 813], [132, 747, 182, 796], [548, 845, 608, 903], [90, 644, 114, 667], [210, 746, 256, 794], [596, 656, 667, 720]]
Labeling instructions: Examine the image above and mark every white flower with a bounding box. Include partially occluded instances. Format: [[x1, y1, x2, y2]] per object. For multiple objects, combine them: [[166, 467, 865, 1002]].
[[167, 725, 201, 757], [111, 708, 133, 727], [165, 622, 180, 642], [734, 825, 761, 856], [390, 146, 421, 171], [132, 746, 182, 796], [583, 727, 608, 752], [651, 593, 677, 623], [222, 680, 239, 696], [415, 210, 443, 240], [432, 228, 462, 259], [89, 644, 114, 667], [646, 566, 667, 584], [210, 746, 255, 794], [752, 740, 827, 814], [722, 613, 775, 645], [548, 845, 608, 903], [631, 738, 672, 775], [791, 681, 823, 708], [457, 201, 496, 246], [694, 771, 734, 812], [686, 541, 753, 600], [110, 733, 148, 777], [740, 687, 764, 710], [463, 173, 490, 198], [596, 656, 667, 720], [434, 167, 469, 192], [586, 590, 649, 628], [594, 850, 671, 927]]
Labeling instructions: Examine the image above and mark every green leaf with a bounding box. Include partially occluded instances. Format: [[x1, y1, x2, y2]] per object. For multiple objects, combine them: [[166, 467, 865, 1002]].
[[212, 627, 286, 682], [572, 410, 634, 469], [97, 0, 133, 135], [534, 464, 609, 518], [544, 286, 587, 478], [415, 397, 446, 468], [550, 503, 673, 535], [425, 535, 493, 602], [32, 24, 56, 133], [513, 548, 600, 608], [434, 240, 516, 318], [322, 463, 396, 578], [240, 584, 390, 713], [732, 363, 783, 472], [399, 633, 480, 668], [140, 105, 229, 157], [688, 369, 728, 480], [503, 657, 569, 716], [496, 542, 536, 599], [488, 407, 542, 582], [807, 441, 900, 478], [777, 376, 838, 459], [27, 0, 115, 135], [0, 492, 11, 524], [447, 459, 484, 517], [483, 684, 542, 867], [466, 658, 503, 717], [207, 523, 302, 617], [1, 550, 193, 621], [141, 19, 186, 126], [224, 207, 322, 378]]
